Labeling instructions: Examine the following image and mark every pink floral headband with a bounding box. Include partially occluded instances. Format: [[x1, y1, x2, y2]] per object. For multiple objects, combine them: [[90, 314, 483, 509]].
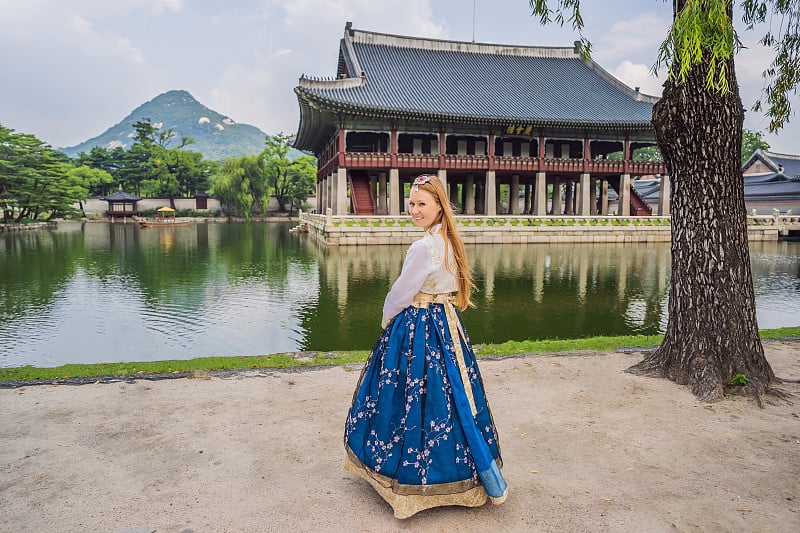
[[411, 175, 433, 192]]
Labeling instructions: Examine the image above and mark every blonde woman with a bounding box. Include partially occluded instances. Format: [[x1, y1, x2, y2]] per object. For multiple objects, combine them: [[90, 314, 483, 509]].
[[344, 175, 507, 519]]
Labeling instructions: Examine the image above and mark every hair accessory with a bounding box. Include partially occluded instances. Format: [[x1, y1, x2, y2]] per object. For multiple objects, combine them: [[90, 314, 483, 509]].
[[412, 175, 433, 192]]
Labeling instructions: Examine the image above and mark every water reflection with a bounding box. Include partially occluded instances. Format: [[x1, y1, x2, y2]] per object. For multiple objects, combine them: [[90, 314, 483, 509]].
[[301, 240, 673, 348], [1, 222, 798, 367]]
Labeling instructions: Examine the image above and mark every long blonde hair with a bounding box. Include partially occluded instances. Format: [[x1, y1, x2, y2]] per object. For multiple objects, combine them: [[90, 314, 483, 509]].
[[413, 175, 474, 310]]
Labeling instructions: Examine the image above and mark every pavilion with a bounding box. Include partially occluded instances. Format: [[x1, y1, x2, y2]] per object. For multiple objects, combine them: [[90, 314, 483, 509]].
[[101, 190, 140, 219], [293, 22, 669, 218]]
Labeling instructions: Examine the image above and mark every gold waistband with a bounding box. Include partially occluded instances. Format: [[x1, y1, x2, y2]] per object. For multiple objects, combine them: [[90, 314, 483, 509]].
[[409, 291, 477, 417], [410, 292, 455, 307]]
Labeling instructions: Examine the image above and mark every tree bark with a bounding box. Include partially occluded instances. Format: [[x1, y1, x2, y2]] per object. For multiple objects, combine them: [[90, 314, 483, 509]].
[[627, 0, 775, 403]]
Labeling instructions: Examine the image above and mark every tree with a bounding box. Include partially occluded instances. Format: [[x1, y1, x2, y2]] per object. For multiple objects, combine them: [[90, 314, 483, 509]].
[[530, 1, 798, 403], [74, 146, 125, 195], [741, 128, 771, 164], [283, 154, 317, 216], [210, 154, 267, 219], [0, 124, 76, 222], [66, 165, 114, 216], [262, 134, 316, 213]]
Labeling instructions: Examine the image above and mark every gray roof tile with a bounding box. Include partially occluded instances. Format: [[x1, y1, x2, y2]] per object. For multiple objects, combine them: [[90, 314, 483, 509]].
[[297, 26, 657, 129]]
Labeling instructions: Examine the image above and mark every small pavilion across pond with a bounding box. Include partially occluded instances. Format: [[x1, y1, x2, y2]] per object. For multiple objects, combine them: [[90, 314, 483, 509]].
[[293, 23, 669, 218], [101, 190, 140, 218]]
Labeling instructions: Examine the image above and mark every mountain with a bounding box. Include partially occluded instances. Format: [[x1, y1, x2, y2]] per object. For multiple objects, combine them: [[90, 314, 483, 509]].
[[59, 90, 300, 161]]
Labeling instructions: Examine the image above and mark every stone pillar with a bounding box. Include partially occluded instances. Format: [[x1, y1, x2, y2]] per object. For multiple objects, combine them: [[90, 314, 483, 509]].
[[449, 179, 459, 210], [552, 178, 562, 215], [465, 174, 475, 215], [534, 172, 547, 215], [378, 172, 387, 215], [389, 168, 400, 215], [485, 170, 497, 216], [579, 173, 591, 215], [658, 174, 671, 215], [437, 168, 447, 191], [336, 167, 348, 215], [369, 174, 377, 211], [564, 180, 574, 215], [475, 180, 485, 214], [600, 179, 609, 215], [510, 174, 520, 214], [316, 179, 322, 212], [496, 178, 502, 214], [524, 182, 532, 213], [326, 174, 333, 212], [590, 178, 599, 215], [620, 173, 631, 216]]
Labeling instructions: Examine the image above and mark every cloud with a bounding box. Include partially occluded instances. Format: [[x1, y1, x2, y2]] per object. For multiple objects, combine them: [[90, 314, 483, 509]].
[[609, 60, 664, 97], [278, 0, 446, 40], [592, 12, 671, 66]]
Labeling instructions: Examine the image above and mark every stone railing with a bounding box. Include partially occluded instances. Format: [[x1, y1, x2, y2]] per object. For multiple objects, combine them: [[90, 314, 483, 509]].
[[298, 211, 673, 245], [749, 213, 800, 236], [298, 211, 793, 245], [0, 221, 57, 233]]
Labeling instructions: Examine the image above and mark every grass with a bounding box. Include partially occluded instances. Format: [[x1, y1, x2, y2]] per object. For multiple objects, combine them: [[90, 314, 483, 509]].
[[2, 326, 797, 383]]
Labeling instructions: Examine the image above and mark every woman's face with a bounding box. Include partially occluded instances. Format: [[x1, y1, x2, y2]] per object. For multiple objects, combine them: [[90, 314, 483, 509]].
[[409, 188, 442, 229]]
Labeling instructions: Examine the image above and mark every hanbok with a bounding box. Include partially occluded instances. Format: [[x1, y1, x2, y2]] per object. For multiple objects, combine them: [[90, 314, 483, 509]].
[[344, 225, 508, 519]]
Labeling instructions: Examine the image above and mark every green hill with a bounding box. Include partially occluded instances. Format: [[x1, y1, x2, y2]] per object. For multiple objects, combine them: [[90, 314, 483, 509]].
[[59, 90, 301, 161]]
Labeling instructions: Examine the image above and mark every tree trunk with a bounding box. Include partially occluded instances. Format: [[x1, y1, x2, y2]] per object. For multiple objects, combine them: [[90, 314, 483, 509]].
[[627, 0, 775, 403]]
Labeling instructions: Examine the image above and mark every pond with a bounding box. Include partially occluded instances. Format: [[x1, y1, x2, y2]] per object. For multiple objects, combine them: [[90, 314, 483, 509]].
[[1, 221, 798, 368]]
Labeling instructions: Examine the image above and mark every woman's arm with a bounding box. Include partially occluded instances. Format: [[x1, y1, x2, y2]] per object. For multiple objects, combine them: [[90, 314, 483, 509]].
[[381, 240, 433, 328]]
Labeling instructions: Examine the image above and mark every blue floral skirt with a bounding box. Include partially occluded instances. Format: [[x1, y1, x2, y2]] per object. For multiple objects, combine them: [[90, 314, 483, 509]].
[[344, 298, 507, 518]]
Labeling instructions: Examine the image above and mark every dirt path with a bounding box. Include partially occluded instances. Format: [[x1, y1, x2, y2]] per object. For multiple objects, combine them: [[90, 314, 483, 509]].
[[1, 341, 798, 532]]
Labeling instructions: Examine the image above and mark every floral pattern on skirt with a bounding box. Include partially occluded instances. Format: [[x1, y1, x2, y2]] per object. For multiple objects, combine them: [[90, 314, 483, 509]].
[[344, 302, 507, 518]]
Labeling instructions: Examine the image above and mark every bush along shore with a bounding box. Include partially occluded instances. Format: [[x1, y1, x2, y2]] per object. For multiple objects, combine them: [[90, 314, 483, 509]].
[[1, 327, 798, 386]]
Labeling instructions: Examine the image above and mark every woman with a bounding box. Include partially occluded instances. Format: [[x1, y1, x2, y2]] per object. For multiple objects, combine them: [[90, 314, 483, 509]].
[[344, 174, 508, 519]]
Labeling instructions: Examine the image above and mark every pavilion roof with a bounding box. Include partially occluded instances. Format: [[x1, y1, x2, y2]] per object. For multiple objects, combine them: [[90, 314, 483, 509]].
[[102, 191, 141, 202], [294, 23, 659, 151], [743, 148, 800, 180]]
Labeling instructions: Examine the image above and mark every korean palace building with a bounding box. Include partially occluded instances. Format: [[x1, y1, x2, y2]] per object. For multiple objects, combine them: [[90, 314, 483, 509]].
[[293, 22, 669, 219]]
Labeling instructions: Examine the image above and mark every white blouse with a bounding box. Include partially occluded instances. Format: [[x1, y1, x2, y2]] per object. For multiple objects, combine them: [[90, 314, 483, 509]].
[[381, 225, 457, 328]]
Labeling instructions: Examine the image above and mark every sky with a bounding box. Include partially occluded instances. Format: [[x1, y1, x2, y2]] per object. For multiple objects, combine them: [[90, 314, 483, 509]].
[[0, 0, 795, 153]]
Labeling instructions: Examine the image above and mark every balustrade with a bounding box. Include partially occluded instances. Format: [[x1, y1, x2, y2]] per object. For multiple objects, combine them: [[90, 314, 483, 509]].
[[322, 151, 667, 176]]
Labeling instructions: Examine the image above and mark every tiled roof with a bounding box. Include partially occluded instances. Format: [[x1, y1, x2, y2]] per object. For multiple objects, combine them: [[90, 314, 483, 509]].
[[742, 149, 800, 179], [609, 175, 800, 202], [102, 191, 141, 201], [295, 24, 658, 150]]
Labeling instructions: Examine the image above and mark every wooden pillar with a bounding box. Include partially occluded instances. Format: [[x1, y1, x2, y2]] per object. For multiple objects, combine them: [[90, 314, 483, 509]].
[[578, 173, 591, 215], [336, 167, 348, 215], [658, 174, 671, 215], [389, 168, 400, 215], [486, 170, 497, 216], [465, 174, 475, 215], [378, 172, 387, 215], [552, 178, 562, 215], [510, 174, 520, 214], [534, 172, 547, 215], [620, 173, 631, 216]]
